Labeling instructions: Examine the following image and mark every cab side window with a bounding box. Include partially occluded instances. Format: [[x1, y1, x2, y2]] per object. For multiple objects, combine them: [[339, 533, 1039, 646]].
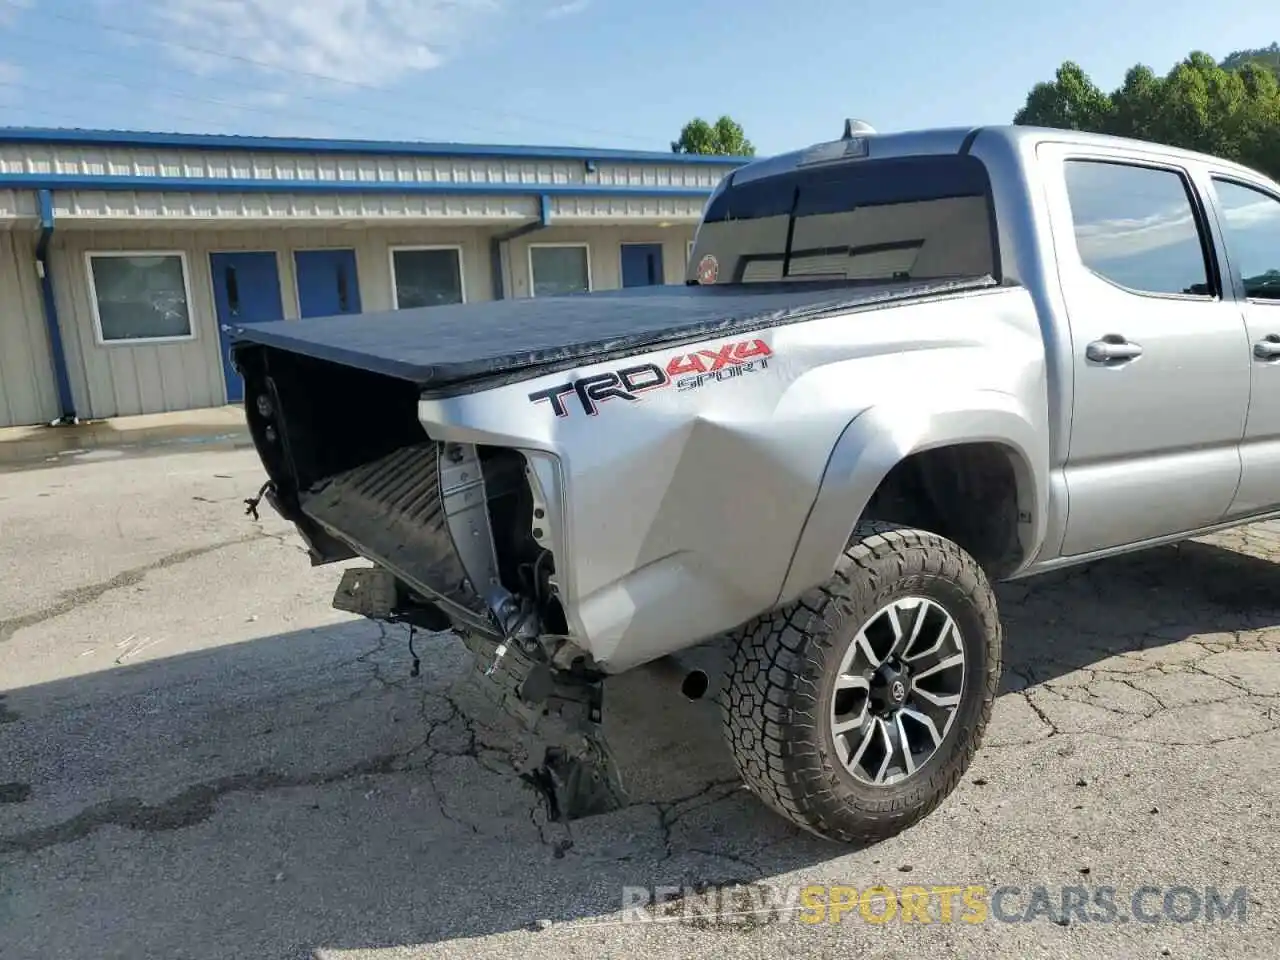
[[1212, 178, 1280, 301], [1063, 159, 1213, 298]]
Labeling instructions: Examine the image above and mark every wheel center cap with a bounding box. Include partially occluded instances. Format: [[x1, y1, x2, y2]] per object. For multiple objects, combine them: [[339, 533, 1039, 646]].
[[869, 664, 909, 715]]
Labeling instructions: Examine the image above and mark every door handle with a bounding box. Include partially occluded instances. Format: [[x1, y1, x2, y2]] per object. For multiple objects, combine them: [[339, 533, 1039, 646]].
[[1086, 335, 1143, 363], [1254, 335, 1280, 360]]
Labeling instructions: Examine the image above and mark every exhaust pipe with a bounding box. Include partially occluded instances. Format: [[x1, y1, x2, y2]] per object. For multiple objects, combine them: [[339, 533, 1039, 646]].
[[646, 656, 713, 701], [680, 668, 710, 701]]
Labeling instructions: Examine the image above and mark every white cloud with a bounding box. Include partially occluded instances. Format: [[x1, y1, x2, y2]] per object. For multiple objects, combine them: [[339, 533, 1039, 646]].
[[136, 0, 504, 87], [241, 89, 292, 110], [1074, 207, 1199, 261], [545, 0, 590, 18], [1223, 196, 1280, 231]]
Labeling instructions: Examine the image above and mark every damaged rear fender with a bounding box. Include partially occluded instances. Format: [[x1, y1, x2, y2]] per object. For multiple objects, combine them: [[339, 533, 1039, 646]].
[[777, 394, 1049, 604]]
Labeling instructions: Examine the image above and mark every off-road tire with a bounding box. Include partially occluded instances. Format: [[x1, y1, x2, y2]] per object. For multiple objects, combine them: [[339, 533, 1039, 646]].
[[721, 520, 1001, 844]]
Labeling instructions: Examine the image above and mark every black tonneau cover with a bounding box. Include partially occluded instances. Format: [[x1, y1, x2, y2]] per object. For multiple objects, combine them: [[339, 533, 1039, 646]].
[[230, 276, 997, 389]]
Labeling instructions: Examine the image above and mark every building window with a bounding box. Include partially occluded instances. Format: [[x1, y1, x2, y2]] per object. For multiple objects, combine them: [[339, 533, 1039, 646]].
[[390, 246, 465, 309], [87, 252, 194, 343], [1062, 159, 1212, 298], [529, 243, 591, 297]]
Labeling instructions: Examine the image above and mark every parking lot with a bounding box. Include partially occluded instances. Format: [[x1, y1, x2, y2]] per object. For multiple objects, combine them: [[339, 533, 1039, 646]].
[[2, 444, 1279, 960]]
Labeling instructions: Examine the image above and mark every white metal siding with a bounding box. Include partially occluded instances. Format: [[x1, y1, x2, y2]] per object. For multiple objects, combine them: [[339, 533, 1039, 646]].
[[364, 225, 493, 308], [0, 232, 59, 427], [50, 190, 709, 225], [44, 220, 697, 420], [0, 137, 728, 421], [507, 225, 697, 297], [0, 190, 36, 221], [548, 195, 707, 223], [48, 224, 501, 418], [54, 191, 542, 224], [52, 230, 226, 419], [1, 145, 735, 192]]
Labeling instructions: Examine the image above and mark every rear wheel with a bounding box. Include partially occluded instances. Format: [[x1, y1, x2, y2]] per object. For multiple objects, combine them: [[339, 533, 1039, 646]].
[[721, 521, 1001, 844]]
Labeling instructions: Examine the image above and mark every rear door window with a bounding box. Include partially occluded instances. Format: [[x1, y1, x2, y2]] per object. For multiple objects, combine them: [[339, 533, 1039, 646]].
[[1211, 177, 1280, 301], [1061, 159, 1214, 298]]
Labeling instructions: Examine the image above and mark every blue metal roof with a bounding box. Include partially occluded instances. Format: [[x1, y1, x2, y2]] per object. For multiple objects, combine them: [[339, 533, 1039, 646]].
[[0, 126, 756, 166]]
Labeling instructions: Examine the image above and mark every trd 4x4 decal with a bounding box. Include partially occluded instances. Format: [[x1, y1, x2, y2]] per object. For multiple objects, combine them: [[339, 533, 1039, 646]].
[[528, 338, 774, 418]]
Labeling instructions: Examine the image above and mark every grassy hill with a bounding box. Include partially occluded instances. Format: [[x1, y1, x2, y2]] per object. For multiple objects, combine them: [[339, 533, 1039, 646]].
[[1221, 43, 1280, 75]]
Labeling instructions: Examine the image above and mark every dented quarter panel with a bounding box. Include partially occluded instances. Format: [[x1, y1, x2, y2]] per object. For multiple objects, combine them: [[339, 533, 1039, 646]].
[[418, 282, 1047, 671]]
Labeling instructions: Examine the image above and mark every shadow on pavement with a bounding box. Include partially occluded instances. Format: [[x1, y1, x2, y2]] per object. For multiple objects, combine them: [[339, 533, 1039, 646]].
[[1, 535, 1277, 956], [998, 537, 1280, 686]]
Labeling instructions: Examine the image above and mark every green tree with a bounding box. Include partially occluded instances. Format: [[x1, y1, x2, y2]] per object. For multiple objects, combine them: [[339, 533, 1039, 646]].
[[671, 116, 756, 156], [1233, 63, 1280, 175], [1109, 65, 1165, 143], [1013, 47, 1280, 180], [1012, 62, 1114, 132]]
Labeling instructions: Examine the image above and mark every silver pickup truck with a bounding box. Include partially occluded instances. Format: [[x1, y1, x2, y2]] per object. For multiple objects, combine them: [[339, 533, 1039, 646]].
[[229, 120, 1280, 845]]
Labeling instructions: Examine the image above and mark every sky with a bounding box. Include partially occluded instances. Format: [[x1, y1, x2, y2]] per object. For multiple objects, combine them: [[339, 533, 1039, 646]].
[[0, 0, 1274, 156]]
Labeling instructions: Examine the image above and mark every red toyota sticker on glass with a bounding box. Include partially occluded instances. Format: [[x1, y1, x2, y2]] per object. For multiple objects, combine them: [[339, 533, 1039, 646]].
[[697, 254, 719, 284]]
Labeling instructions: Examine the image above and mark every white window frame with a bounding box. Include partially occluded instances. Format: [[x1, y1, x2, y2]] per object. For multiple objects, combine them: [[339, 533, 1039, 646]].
[[85, 250, 197, 346], [387, 244, 467, 309], [527, 242, 592, 298]]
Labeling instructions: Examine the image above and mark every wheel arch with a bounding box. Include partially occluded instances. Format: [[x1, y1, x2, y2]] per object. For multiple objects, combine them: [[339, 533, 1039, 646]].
[[776, 393, 1049, 605]]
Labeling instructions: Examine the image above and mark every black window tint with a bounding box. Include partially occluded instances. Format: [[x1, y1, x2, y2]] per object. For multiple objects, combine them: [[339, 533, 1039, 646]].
[[1212, 179, 1280, 301], [689, 155, 997, 285], [1063, 160, 1211, 297]]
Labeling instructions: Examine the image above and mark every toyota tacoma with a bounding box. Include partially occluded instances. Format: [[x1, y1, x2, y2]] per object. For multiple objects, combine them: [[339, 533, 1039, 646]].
[[228, 120, 1280, 844]]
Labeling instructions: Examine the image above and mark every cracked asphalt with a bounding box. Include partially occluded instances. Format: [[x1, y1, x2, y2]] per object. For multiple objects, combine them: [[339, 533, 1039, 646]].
[[2, 447, 1279, 959]]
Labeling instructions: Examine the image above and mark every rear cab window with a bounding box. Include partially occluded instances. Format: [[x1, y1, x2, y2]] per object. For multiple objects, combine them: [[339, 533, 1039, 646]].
[[686, 153, 999, 286]]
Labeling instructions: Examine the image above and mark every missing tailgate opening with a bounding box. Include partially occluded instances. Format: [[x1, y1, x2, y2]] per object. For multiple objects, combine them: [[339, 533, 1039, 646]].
[[235, 343, 567, 636], [238, 345, 428, 495]]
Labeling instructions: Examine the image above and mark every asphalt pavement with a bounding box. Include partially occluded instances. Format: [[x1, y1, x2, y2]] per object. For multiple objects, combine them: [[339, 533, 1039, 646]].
[[1, 447, 1278, 959]]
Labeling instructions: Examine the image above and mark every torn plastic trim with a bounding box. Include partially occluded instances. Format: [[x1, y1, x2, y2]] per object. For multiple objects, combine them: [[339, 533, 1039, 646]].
[[438, 441, 539, 642], [521, 449, 571, 609]]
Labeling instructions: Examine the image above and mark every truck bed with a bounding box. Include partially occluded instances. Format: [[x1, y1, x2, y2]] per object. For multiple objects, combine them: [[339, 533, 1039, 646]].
[[229, 276, 997, 390]]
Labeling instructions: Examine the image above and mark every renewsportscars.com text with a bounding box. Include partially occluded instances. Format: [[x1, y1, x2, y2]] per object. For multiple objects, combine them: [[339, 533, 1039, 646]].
[[620, 883, 1252, 927]]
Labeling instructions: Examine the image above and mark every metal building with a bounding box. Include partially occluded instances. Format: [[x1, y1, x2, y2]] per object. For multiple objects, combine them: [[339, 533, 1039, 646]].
[[0, 128, 749, 428]]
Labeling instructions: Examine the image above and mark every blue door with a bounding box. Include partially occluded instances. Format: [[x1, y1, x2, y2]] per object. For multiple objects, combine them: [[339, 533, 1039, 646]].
[[211, 251, 284, 404], [621, 243, 665, 287], [294, 248, 362, 318]]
